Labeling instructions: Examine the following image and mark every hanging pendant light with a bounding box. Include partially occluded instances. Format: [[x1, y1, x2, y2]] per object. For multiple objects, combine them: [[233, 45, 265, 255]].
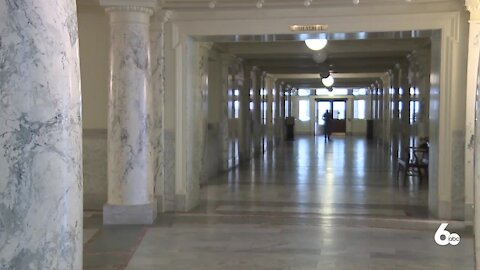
[[256, 0, 264, 8], [305, 39, 328, 51], [208, 0, 216, 8], [322, 75, 335, 87]]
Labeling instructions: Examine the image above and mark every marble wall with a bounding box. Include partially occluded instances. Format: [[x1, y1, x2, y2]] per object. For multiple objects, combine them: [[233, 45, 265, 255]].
[[199, 48, 249, 184], [150, 11, 169, 212], [83, 130, 107, 210]]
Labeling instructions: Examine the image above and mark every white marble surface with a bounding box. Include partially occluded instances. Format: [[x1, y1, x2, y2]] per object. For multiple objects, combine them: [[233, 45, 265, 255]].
[[0, 0, 82, 269], [83, 129, 107, 210], [475, 37, 480, 268], [106, 6, 154, 206], [219, 55, 231, 170], [126, 224, 474, 270], [150, 11, 167, 211], [164, 130, 176, 211], [183, 42, 210, 210]]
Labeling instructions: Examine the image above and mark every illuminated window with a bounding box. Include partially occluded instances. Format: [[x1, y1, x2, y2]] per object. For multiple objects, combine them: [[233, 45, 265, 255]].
[[354, 99, 366, 119], [298, 89, 311, 96], [353, 88, 367, 96], [333, 88, 348, 95], [298, 100, 310, 121], [315, 88, 330, 95], [410, 100, 420, 123]]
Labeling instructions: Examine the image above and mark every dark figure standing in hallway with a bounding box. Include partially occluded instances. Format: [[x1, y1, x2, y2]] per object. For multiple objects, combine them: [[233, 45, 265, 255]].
[[322, 109, 333, 141]]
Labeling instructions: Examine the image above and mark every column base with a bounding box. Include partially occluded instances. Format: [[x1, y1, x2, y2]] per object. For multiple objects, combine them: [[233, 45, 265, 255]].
[[103, 201, 157, 225]]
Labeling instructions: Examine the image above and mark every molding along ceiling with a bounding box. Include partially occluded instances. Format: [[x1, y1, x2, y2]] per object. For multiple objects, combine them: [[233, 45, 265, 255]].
[[161, 0, 461, 9], [214, 37, 429, 88], [77, 0, 463, 9]]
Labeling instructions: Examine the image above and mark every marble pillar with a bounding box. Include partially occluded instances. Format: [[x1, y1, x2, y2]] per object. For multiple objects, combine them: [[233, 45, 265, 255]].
[[239, 64, 252, 162], [273, 80, 282, 145], [399, 64, 410, 153], [0, 0, 82, 269], [252, 67, 262, 156], [219, 54, 232, 169], [101, 1, 157, 224], [265, 76, 275, 150], [151, 11, 172, 212], [391, 68, 401, 158]]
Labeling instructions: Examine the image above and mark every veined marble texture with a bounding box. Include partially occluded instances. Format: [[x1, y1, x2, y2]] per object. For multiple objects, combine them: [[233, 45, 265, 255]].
[[0, 0, 82, 269], [83, 130, 107, 210], [150, 11, 175, 212], [107, 9, 154, 206], [183, 42, 210, 210], [163, 130, 176, 211], [219, 56, 231, 171], [200, 124, 221, 184]]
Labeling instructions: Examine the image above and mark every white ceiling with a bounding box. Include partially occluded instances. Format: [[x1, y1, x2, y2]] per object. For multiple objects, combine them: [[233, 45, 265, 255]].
[[215, 37, 430, 88], [161, 0, 460, 10]]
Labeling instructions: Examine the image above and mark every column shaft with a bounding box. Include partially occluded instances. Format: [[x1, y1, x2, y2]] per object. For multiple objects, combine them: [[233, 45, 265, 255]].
[[0, 1, 82, 268], [102, 4, 156, 224]]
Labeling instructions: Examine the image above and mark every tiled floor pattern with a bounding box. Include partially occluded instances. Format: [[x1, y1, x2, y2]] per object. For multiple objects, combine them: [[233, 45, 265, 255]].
[[126, 223, 474, 270], [83, 137, 473, 269]]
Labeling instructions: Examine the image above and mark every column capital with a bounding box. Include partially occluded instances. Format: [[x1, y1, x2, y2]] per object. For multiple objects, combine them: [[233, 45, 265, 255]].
[[100, 0, 157, 15], [466, 0, 480, 21]]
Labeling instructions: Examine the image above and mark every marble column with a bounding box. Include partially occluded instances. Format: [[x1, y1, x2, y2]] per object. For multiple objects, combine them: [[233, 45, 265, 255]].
[[391, 68, 401, 158], [384, 74, 392, 148], [273, 80, 282, 145], [399, 64, 410, 153], [101, 1, 157, 225], [0, 0, 82, 269], [239, 64, 252, 162], [465, 0, 480, 266], [252, 67, 262, 156]]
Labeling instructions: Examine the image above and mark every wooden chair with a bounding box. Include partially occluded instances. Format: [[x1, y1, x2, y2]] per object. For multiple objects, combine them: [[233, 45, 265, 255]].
[[397, 146, 429, 182]]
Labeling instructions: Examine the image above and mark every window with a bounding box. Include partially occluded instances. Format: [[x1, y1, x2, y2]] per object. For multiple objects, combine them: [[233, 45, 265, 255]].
[[298, 100, 310, 121], [354, 99, 366, 119], [410, 100, 420, 123], [234, 100, 240, 119], [353, 88, 367, 96], [333, 88, 349, 96], [261, 101, 267, 124], [298, 89, 311, 96], [315, 88, 330, 95], [332, 101, 345, 120]]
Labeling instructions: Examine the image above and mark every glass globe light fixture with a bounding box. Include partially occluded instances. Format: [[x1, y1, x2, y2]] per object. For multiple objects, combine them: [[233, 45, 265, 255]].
[[313, 51, 327, 63], [305, 39, 328, 51], [322, 75, 335, 87]]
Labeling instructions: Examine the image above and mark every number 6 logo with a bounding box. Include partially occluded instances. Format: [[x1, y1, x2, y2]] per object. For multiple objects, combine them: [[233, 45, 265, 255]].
[[434, 223, 461, 246]]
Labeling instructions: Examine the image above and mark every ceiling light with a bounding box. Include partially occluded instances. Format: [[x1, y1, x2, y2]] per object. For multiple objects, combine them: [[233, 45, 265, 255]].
[[319, 69, 330, 79], [256, 0, 264, 8], [322, 75, 335, 87], [305, 39, 328, 51], [353, 0, 359, 4], [313, 51, 327, 63], [304, 0, 312, 7], [208, 0, 216, 8]]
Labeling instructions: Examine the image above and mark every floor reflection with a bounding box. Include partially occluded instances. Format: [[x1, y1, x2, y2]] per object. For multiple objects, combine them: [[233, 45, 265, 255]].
[[200, 135, 429, 219]]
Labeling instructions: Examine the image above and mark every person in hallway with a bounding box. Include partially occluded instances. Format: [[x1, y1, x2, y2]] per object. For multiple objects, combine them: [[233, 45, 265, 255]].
[[322, 109, 333, 141]]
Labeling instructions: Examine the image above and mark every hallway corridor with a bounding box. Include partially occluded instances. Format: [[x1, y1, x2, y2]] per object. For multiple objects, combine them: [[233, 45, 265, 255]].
[[82, 137, 473, 270], [198, 136, 428, 219]]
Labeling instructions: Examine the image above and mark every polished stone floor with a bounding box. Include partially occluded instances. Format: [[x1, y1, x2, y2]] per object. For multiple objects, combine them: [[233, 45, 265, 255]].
[[197, 136, 429, 219], [83, 136, 474, 270]]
